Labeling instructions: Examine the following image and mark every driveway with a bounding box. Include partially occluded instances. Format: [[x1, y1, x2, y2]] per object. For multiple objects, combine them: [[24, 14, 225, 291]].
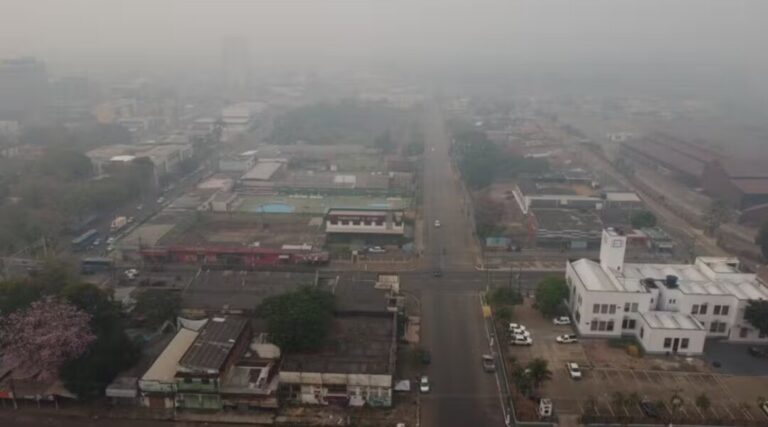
[[703, 340, 768, 376]]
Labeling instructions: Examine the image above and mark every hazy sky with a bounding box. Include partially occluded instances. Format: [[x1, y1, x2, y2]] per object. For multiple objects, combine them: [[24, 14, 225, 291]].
[[3, 0, 766, 72]]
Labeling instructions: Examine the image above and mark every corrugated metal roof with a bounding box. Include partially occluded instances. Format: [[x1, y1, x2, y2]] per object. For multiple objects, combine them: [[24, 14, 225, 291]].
[[179, 316, 248, 372]]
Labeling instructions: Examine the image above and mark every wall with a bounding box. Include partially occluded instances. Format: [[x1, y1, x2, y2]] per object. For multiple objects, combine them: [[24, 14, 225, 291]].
[[637, 318, 706, 356]]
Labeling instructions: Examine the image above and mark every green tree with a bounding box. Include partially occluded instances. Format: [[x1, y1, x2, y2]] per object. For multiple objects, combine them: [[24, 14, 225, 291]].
[[511, 365, 533, 397], [526, 358, 552, 391], [488, 287, 523, 307], [0, 280, 43, 315], [705, 199, 730, 235], [744, 300, 768, 336], [534, 277, 569, 317], [630, 210, 657, 229], [755, 220, 768, 261], [695, 393, 711, 413], [258, 287, 335, 352], [374, 129, 394, 154], [133, 289, 181, 328], [495, 306, 512, 323], [59, 284, 139, 399]]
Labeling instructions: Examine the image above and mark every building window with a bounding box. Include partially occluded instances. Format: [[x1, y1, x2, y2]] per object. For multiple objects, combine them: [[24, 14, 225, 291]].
[[590, 320, 598, 331], [184, 377, 192, 384], [607, 320, 615, 331], [681, 338, 689, 349], [717, 322, 727, 333], [668, 299, 676, 305], [691, 304, 699, 315], [713, 305, 721, 315], [700, 304, 708, 315], [631, 303, 638, 312], [600, 304, 608, 314], [624, 302, 630, 312], [622, 318, 636, 330], [640, 327, 644, 338], [721, 306, 729, 316], [593, 304, 600, 314], [598, 321, 607, 331], [740, 327, 748, 338], [575, 310, 581, 322], [609, 305, 616, 314], [710, 322, 718, 333], [201, 378, 210, 384], [663, 338, 672, 348]]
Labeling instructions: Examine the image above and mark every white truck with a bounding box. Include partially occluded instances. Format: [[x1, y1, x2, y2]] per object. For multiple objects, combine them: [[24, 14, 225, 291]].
[[110, 216, 128, 233]]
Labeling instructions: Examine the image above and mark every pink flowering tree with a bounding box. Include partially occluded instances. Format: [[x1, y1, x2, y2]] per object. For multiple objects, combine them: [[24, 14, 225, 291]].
[[0, 297, 95, 379]]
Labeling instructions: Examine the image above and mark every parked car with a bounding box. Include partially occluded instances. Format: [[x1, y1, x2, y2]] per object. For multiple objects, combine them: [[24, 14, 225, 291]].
[[566, 362, 582, 379], [508, 323, 527, 332], [640, 399, 660, 418], [136, 204, 144, 210], [553, 316, 571, 325], [481, 354, 496, 372], [556, 334, 579, 344], [156, 197, 165, 204], [367, 246, 387, 254], [748, 346, 768, 358], [419, 376, 430, 393], [511, 335, 533, 346], [106, 237, 116, 245], [434, 219, 441, 228], [124, 268, 139, 280], [510, 328, 531, 338]]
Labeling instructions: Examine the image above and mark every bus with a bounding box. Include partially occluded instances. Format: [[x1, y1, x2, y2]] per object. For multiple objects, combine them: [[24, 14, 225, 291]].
[[71, 229, 98, 251], [80, 257, 114, 274]]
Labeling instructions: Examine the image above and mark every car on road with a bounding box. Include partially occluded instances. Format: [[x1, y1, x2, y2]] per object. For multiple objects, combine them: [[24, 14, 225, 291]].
[[553, 316, 571, 325], [566, 362, 582, 379], [124, 268, 139, 280], [748, 346, 768, 358], [434, 219, 441, 228], [106, 237, 116, 245], [433, 269, 442, 277], [92, 238, 102, 246], [639, 399, 660, 418], [136, 204, 144, 210], [511, 335, 533, 346], [556, 334, 579, 344], [367, 246, 387, 254], [508, 323, 527, 332], [481, 354, 496, 372], [419, 376, 430, 393], [156, 197, 165, 204]]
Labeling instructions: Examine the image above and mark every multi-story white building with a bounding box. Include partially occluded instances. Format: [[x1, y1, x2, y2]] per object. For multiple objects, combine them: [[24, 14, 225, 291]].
[[566, 228, 768, 355]]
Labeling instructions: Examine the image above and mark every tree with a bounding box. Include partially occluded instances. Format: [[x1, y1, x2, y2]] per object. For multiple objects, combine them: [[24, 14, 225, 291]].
[[744, 300, 768, 336], [488, 287, 523, 307], [695, 393, 711, 413], [705, 199, 730, 235], [495, 306, 512, 323], [526, 358, 552, 391], [511, 365, 533, 397], [259, 287, 335, 352], [534, 277, 569, 317], [133, 289, 181, 328], [59, 284, 140, 399], [0, 298, 94, 379], [0, 280, 43, 315], [474, 195, 505, 237], [374, 129, 395, 154], [630, 210, 657, 229], [755, 219, 768, 261]]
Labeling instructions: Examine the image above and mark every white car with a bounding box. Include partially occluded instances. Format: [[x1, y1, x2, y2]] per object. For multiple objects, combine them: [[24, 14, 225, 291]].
[[566, 362, 582, 379], [367, 246, 387, 254], [553, 316, 571, 325], [508, 323, 527, 332], [510, 329, 531, 338], [511, 335, 533, 346], [106, 237, 116, 245], [556, 334, 579, 344], [124, 268, 139, 280], [419, 375, 430, 393], [434, 219, 441, 228]]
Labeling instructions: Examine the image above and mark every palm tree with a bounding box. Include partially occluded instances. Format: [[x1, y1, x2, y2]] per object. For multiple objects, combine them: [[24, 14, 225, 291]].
[[695, 393, 711, 416], [512, 366, 533, 397], [526, 358, 552, 390]]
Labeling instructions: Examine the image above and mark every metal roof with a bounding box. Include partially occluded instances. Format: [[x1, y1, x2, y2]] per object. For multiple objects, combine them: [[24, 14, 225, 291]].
[[179, 316, 248, 372]]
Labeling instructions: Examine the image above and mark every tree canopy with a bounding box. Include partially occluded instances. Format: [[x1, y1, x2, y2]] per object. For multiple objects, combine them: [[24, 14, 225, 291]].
[[534, 277, 569, 317], [744, 300, 768, 336], [259, 287, 335, 352], [133, 289, 181, 328], [630, 210, 657, 229], [0, 298, 94, 380], [755, 220, 768, 261]]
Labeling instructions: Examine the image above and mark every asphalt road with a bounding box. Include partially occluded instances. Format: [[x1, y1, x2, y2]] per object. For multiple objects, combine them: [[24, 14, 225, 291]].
[[417, 104, 505, 427]]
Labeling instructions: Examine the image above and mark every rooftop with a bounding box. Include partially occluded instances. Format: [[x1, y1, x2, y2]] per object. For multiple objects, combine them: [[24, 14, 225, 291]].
[[241, 162, 283, 181], [640, 311, 704, 330], [178, 316, 249, 372], [570, 258, 645, 292], [141, 328, 199, 383], [280, 315, 395, 375]]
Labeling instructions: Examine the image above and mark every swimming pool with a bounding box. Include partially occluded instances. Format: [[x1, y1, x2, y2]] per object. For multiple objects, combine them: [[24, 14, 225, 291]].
[[254, 202, 295, 213]]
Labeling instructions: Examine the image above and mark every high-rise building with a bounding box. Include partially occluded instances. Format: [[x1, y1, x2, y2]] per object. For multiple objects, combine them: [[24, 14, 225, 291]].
[[0, 57, 49, 123], [220, 37, 252, 98]]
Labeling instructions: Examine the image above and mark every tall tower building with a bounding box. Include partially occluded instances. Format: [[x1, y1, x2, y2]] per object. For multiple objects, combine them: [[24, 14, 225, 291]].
[[0, 57, 49, 123], [220, 37, 252, 98]]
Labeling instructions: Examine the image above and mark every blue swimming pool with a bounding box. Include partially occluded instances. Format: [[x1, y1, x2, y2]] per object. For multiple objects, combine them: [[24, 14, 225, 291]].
[[255, 202, 295, 213]]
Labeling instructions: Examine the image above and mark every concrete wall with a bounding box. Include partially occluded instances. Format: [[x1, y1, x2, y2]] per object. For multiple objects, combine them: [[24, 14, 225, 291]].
[[637, 317, 706, 355]]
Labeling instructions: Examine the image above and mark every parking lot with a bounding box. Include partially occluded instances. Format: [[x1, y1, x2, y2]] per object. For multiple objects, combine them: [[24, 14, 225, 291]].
[[500, 300, 768, 424]]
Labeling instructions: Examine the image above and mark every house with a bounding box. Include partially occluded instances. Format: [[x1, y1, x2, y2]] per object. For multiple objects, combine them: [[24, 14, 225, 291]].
[[565, 228, 768, 355], [138, 328, 199, 409], [174, 316, 250, 410], [325, 208, 405, 236]]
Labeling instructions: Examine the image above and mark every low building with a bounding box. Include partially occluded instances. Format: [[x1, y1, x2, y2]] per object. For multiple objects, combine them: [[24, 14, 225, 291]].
[[565, 228, 768, 355], [85, 143, 193, 183], [240, 161, 285, 184], [139, 328, 199, 409], [203, 191, 240, 212], [175, 316, 250, 410], [702, 160, 768, 210], [325, 209, 405, 236], [219, 152, 256, 172], [532, 209, 603, 250]]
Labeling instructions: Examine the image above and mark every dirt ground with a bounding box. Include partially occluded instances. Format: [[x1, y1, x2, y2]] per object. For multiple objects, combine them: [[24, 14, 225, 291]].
[[502, 299, 768, 424]]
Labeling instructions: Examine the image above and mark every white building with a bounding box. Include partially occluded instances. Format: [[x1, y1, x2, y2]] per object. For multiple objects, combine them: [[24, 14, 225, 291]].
[[566, 228, 768, 355], [325, 209, 405, 236]]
